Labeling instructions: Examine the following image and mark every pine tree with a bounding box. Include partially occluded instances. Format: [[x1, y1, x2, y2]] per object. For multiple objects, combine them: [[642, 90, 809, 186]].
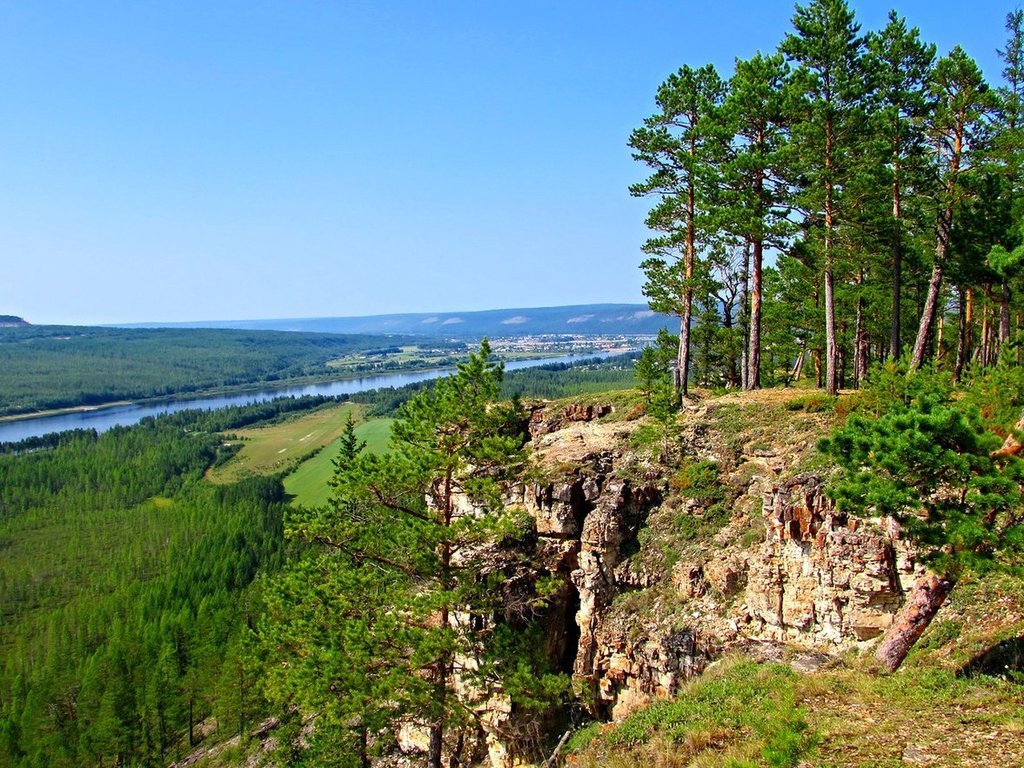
[[865, 12, 937, 360], [630, 64, 727, 397], [820, 364, 1023, 671], [781, 0, 871, 394], [909, 47, 996, 370], [259, 342, 565, 767], [634, 330, 676, 403], [719, 52, 792, 389]]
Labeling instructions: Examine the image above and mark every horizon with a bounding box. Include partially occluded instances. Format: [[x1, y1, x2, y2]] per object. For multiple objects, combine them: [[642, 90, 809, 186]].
[[2, 1, 1015, 325], [8, 300, 659, 329]]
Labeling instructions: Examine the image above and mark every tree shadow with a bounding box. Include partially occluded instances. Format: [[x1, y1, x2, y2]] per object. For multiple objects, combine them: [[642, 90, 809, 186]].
[[958, 636, 1024, 683]]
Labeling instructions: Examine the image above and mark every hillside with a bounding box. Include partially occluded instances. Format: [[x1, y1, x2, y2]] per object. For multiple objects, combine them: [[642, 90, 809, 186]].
[[172, 382, 1024, 767], [117, 303, 671, 337], [533, 388, 1024, 767]]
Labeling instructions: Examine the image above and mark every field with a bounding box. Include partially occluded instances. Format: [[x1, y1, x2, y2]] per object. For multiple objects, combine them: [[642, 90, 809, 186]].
[[207, 402, 362, 483], [205, 400, 394, 507], [325, 343, 463, 372], [284, 418, 393, 507]]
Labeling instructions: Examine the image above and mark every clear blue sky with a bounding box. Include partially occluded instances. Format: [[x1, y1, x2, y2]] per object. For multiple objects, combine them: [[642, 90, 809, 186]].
[[0, 1, 1016, 325]]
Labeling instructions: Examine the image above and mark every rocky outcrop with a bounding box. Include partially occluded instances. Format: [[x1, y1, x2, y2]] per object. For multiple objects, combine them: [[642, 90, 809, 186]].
[[572, 479, 660, 682], [744, 473, 917, 645], [426, 402, 928, 762], [561, 470, 923, 723], [528, 402, 614, 439]]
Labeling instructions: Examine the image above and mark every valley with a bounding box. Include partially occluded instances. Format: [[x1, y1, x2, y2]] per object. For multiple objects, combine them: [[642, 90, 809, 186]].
[[5, 0, 1024, 765]]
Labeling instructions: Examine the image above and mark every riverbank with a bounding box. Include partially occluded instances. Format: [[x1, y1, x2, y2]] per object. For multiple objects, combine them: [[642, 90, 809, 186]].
[[0, 348, 628, 424], [0, 401, 137, 424], [0, 351, 628, 444]]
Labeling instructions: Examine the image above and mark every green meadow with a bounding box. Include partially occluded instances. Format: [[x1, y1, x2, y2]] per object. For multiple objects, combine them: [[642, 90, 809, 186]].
[[284, 418, 394, 507], [207, 402, 362, 483]]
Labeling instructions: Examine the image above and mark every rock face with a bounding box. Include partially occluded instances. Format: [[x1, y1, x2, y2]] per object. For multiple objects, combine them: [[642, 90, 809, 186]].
[[744, 473, 917, 645], [513, 447, 666, 716], [514, 411, 923, 729], [420, 401, 926, 764]]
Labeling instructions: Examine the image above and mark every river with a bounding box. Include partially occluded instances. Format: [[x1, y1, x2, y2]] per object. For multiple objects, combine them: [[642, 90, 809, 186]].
[[0, 354, 612, 444]]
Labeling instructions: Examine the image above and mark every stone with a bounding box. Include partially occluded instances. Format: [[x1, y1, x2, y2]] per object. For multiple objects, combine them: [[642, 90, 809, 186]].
[[745, 474, 913, 646], [705, 555, 748, 597]]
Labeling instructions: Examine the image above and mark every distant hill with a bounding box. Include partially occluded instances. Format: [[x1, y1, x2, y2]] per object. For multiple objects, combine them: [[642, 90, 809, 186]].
[[120, 304, 671, 337], [0, 315, 29, 328]]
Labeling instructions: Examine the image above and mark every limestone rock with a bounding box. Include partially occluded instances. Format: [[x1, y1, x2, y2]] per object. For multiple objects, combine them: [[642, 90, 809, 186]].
[[745, 473, 917, 645]]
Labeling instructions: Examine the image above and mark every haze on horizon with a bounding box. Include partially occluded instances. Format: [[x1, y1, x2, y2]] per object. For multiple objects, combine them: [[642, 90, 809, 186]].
[[0, 0, 1011, 326]]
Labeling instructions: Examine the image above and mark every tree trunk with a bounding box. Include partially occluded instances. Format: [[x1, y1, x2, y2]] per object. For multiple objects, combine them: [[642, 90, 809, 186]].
[[788, 345, 806, 385], [954, 287, 968, 382], [674, 162, 697, 398], [909, 260, 944, 370], [875, 573, 956, 672], [980, 305, 991, 368], [360, 727, 371, 768], [747, 238, 763, 390], [854, 269, 868, 387], [677, 305, 692, 397], [428, 723, 444, 768], [1000, 282, 1012, 346], [937, 309, 945, 359], [910, 121, 961, 371], [741, 242, 750, 390], [428, 478, 455, 768], [824, 165, 838, 394], [723, 301, 739, 388], [890, 154, 903, 359], [966, 289, 974, 366]]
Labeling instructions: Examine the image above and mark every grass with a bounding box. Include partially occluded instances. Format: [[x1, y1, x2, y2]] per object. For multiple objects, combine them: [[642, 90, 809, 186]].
[[567, 569, 1024, 768], [801, 664, 1024, 767], [283, 418, 394, 507], [207, 402, 361, 483], [206, 401, 395, 507], [568, 658, 815, 768], [567, 654, 1024, 768]]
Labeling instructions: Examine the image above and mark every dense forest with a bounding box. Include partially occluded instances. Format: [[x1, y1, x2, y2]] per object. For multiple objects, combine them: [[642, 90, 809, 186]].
[[0, 326, 433, 416], [0, 407, 294, 768], [632, 3, 1024, 395]]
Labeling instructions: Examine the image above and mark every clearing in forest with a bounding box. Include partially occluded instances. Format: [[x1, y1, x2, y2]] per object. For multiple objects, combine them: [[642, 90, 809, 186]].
[[207, 402, 362, 483], [284, 418, 393, 507]]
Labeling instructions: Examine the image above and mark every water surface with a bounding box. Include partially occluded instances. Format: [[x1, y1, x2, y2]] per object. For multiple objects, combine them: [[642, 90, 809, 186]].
[[0, 354, 607, 443]]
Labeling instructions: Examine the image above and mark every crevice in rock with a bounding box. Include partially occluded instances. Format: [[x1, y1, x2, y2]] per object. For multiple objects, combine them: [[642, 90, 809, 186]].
[[559, 585, 582, 675]]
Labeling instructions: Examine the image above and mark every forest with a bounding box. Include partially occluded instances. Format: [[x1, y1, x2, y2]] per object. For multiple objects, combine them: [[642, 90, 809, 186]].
[[0, 352, 644, 768], [631, 3, 1024, 395], [0, 326, 434, 416], [0, 402, 301, 768]]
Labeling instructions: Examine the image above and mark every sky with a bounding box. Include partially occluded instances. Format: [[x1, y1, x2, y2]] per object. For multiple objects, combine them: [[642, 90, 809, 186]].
[[0, 1, 1017, 325]]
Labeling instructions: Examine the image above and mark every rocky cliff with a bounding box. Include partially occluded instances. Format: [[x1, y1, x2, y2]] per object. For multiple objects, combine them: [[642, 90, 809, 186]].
[[514, 393, 924, 727], [390, 392, 935, 766]]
